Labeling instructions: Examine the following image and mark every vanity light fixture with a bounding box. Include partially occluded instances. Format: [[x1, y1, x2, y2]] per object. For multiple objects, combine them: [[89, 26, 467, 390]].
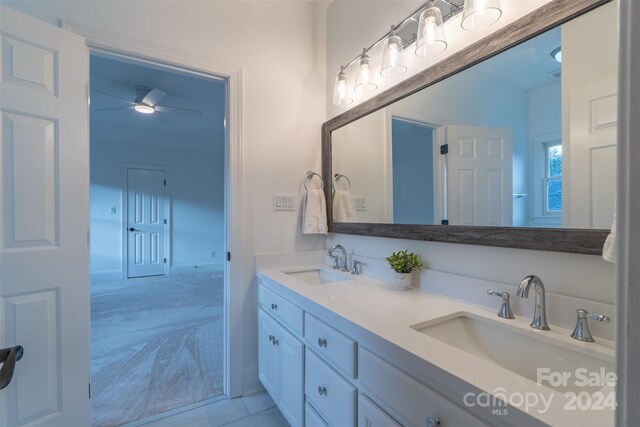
[[332, 66, 353, 106], [461, 0, 503, 31], [333, 0, 503, 108], [381, 26, 408, 78], [416, 5, 448, 58], [551, 47, 562, 63], [134, 103, 155, 114], [354, 48, 378, 93]]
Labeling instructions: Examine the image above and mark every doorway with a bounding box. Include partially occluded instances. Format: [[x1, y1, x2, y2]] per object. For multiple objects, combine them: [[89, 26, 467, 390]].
[[89, 54, 227, 426]]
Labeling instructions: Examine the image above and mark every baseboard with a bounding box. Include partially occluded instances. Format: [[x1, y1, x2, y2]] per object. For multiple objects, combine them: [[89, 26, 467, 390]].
[[170, 263, 225, 275], [90, 270, 122, 281], [242, 362, 263, 396]]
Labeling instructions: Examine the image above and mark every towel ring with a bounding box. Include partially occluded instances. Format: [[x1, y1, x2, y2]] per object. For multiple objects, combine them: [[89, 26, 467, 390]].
[[305, 171, 324, 191], [333, 173, 351, 190]]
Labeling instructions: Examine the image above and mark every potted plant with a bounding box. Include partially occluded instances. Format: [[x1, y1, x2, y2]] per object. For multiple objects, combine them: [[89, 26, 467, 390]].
[[385, 250, 423, 290]]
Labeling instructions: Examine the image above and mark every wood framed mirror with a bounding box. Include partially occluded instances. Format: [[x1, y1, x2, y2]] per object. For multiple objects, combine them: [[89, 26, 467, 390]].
[[322, 0, 615, 255]]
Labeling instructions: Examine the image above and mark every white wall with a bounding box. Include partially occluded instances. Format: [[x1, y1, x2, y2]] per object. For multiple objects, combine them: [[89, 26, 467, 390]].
[[90, 139, 225, 275], [326, 1, 615, 305], [3, 0, 327, 394]]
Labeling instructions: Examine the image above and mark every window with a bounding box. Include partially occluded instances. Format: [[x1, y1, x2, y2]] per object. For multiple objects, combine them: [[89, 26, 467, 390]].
[[544, 143, 562, 214]]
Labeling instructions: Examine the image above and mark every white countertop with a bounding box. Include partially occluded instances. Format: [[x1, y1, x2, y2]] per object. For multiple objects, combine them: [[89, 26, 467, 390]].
[[257, 264, 616, 427]]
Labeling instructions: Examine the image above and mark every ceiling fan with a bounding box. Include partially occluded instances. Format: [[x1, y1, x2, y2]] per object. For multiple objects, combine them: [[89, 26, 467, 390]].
[[91, 85, 202, 122]]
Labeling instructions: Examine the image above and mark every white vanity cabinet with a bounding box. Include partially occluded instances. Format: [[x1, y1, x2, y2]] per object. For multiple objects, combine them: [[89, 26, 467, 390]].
[[257, 279, 491, 427], [258, 286, 305, 427]]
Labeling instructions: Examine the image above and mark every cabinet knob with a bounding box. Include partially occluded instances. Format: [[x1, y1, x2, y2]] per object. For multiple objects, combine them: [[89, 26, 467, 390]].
[[271, 303, 278, 311], [268, 334, 273, 342], [426, 417, 440, 427], [318, 386, 327, 396], [272, 338, 279, 346], [317, 338, 327, 347]]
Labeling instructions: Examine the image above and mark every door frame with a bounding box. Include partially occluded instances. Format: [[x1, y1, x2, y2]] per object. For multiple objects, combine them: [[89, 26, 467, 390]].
[[121, 164, 171, 279], [65, 21, 245, 398]]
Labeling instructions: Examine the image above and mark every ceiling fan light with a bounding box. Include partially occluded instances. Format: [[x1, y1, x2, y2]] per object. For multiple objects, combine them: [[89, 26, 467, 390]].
[[134, 103, 155, 114]]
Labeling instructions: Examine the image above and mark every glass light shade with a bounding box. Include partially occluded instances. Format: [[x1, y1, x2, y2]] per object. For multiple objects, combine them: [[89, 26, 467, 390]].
[[332, 67, 353, 106], [461, 0, 502, 31], [380, 28, 407, 78], [134, 103, 155, 114], [551, 47, 562, 63], [415, 6, 448, 58], [354, 49, 377, 93]]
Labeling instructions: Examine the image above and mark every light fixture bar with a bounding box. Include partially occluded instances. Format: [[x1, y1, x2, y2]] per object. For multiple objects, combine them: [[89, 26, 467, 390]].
[[339, 0, 464, 70]]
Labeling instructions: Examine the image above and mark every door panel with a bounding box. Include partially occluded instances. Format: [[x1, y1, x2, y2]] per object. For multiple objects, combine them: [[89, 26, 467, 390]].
[[0, 6, 90, 426], [126, 168, 165, 278], [447, 125, 513, 226], [258, 310, 279, 398], [277, 327, 304, 427], [567, 76, 617, 229]]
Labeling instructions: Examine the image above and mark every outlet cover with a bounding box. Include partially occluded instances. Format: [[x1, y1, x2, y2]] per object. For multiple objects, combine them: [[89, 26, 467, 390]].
[[273, 193, 295, 211]]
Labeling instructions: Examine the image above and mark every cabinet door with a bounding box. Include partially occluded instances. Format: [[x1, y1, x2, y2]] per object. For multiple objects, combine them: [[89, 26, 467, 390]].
[[258, 310, 280, 399], [277, 325, 304, 427], [358, 394, 401, 427]]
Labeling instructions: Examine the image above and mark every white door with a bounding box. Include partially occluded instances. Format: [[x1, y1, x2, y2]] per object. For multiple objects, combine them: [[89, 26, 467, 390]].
[[0, 6, 90, 426], [277, 326, 304, 427], [127, 168, 166, 278], [446, 125, 513, 226], [566, 76, 617, 229]]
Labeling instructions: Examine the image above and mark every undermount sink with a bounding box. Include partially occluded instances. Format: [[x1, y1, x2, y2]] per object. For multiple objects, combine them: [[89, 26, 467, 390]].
[[412, 313, 615, 393], [285, 268, 353, 285]]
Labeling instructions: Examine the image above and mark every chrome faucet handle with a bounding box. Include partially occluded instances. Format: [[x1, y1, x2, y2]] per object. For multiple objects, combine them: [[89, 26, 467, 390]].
[[487, 290, 515, 319], [570, 309, 611, 342], [351, 260, 365, 275]]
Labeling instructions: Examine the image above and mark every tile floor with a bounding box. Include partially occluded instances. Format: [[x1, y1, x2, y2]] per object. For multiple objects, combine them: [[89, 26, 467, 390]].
[[131, 391, 288, 427]]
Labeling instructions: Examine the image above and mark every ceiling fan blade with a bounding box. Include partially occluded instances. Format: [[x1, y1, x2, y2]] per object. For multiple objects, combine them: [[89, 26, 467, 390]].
[[155, 105, 202, 116], [154, 112, 168, 124], [142, 88, 166, 106], [90, 89, 135, 105], [95, 106, 134, 111]]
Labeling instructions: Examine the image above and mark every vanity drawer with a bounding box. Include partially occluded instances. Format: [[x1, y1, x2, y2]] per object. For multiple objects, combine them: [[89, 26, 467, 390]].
[[358, 347, 488, 427], [305, 402, 328, 427], [258, 284, 303, 336], [305, 312, 356, 378], [305, 349, 356, 427]]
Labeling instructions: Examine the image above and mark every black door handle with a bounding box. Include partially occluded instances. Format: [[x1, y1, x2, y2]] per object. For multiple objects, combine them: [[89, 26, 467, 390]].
[[128, 227, 139, 232], [0, 345, 24, 390]]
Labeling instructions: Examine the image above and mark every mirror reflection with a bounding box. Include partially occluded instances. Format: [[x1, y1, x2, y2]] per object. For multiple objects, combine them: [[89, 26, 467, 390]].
[[332, 3, 617, 229]]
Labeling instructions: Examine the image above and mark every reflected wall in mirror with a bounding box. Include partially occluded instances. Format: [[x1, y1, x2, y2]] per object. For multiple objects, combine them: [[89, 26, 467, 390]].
[[331, 1, 617, 229]]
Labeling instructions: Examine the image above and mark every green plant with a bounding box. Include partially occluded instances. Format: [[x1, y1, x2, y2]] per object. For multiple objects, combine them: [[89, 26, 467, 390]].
[[385, 250, 423, 274]]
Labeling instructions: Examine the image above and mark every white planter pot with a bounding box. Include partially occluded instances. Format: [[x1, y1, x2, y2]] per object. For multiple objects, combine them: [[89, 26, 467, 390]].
[[393, 272, 412, 290]]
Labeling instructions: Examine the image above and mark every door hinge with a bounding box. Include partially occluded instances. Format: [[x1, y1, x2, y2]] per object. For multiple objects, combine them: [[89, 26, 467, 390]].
[[164, 258, 167, 264], [440, 144, 449, 155], [89, 383, 91, 399], [164, 219, 167, 225], [441, 219, 449, 225], [226, 252, 231, 262], [163, 180, 167, 186]]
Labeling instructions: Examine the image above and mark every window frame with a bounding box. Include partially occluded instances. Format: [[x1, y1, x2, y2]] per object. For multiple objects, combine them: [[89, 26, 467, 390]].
[[543, 141, 563, 216]]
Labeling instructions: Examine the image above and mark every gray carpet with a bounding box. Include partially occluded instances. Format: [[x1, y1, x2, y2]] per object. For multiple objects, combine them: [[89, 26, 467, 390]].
[[91, 270, 224, 427]]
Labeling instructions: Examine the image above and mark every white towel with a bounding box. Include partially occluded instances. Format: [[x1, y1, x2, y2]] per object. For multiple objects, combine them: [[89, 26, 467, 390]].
[[302, 189, 328, 235], [602, 207, 616, 263], [333, 189, 357, 222]]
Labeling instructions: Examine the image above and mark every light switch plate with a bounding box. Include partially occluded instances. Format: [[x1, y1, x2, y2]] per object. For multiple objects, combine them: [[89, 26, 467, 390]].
[[273, 193, 295, 211], [353, 196, 367, 211]]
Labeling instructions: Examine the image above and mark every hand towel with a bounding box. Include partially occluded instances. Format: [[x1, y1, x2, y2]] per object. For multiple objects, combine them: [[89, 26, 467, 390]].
[[602, 207, 616, 263], [302, 189, 328, 235], [333, 189, 357, 223]]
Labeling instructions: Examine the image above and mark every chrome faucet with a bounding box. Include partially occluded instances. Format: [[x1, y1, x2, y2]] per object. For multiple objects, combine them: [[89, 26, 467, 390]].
[[487, 290, 515, 319], [570, 309, 611, 342], [516, 275, 550, 330], [327, 244, 349, 272]]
